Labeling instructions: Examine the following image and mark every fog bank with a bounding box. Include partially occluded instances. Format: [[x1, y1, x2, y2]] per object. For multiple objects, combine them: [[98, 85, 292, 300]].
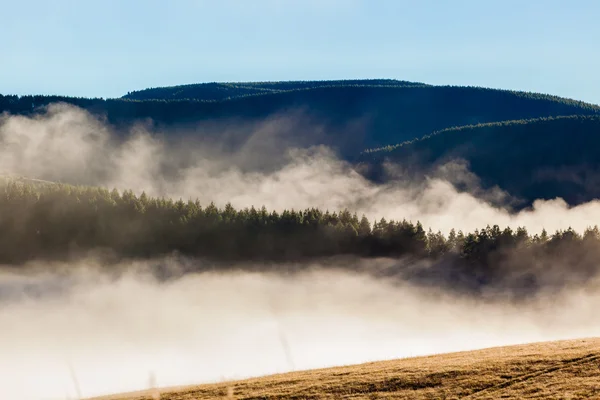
[[2, 259, 600, 400], [2, 104, 600, 235]]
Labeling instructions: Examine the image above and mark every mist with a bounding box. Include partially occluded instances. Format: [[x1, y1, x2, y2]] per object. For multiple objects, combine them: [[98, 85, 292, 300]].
[[2, 259, 600, 400], [3, 104, 600, 400], [2, 103, 600, 235]]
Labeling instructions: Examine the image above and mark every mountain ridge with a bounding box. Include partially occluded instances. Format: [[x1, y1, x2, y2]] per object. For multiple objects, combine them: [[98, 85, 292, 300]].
[[121, 79, 429, 101], [2, 83, 598, 160]]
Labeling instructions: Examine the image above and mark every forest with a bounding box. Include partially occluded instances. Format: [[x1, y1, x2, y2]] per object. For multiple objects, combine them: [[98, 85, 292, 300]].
[[122, 79, 427, 101], [362, 115, 600, 206], [2, 84, 598, 160], [3, 81, 600, 297], [1, 181, 598, 297]]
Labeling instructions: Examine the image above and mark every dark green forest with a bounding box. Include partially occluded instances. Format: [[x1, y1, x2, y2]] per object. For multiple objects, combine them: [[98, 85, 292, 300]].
[[2, 181, 598, 297], [362, 115, 600, 206], [122, 79, 427, 101], [2, 84, 598, 159]]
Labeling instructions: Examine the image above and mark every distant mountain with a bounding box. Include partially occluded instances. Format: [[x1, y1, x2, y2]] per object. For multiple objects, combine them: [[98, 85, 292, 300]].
[[121, 79, 427, 101], [362, 115, 600, 206], [2, 83, 598, 159]]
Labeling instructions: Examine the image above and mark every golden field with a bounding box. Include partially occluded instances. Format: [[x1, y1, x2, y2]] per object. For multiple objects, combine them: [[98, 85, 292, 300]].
[[91, 338, 600, 400]]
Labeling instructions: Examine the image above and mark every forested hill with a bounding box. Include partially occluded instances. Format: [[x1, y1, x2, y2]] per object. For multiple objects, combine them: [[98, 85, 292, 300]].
[[1, 84, 599, 158], [362, 115, 600, 206], [121, 79, 427, 101]]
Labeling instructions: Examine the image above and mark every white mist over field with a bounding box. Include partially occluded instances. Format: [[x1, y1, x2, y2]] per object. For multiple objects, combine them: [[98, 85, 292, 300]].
[[1, 104, 600, 400], [2, 263, 600, 400]]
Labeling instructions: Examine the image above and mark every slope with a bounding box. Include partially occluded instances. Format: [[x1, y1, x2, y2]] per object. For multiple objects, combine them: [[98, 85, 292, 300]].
[[91, 337, 600, 400], [2, 85, 599, 159], [362, 115, 600, 206], [121, 79, 426, 101]]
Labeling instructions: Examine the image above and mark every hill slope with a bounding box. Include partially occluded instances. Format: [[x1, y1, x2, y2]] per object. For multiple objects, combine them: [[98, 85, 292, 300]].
[[92, 337, 600, 400], [2, 84, 599, 159], [121, 79, 427, 101], [363, 115, 600, 206]]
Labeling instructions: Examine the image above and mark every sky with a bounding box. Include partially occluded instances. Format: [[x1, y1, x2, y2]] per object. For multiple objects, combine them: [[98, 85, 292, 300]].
[[1, 0, 599, 103]]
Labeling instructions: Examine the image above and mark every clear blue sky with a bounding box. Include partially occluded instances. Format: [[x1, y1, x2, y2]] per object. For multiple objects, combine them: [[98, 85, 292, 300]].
[[2, 0, 599, 103]]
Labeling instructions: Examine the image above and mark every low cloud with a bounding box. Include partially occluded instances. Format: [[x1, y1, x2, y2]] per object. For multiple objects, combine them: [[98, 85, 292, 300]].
[[2, 104, 600, 235], [2, 260, 600, 400]]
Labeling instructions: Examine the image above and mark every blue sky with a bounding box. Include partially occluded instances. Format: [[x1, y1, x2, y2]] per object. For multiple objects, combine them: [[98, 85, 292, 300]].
[[2, 0, 599, 103]]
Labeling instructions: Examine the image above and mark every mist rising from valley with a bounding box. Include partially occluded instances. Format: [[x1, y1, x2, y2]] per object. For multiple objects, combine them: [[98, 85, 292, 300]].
[[2, 104, 600, 399]]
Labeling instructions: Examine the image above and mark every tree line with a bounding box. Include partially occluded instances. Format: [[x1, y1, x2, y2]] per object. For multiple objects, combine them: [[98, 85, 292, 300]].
[[122, 79, 423, 101], [1, 181, 599, 273]]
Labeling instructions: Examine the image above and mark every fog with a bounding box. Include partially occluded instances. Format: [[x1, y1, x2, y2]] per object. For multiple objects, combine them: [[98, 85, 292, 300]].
[[2, 260, 600, 400], [2, 104, 600, 400], [2, 103, 600, 235]]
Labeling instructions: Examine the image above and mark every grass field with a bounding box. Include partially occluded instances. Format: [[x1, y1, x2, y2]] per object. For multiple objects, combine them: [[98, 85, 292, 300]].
[[91, 338, 600, 400]]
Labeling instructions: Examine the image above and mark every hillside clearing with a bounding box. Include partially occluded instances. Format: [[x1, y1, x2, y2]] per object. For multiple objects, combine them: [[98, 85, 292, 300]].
[[91, 337, 600, 400]]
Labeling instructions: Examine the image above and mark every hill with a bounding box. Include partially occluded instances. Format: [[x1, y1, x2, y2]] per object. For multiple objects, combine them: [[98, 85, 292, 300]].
[[362, 115, 600, 206], [121, 79, 426, 101], [2, 84, 599, 159], [90, 337, 600, 400]]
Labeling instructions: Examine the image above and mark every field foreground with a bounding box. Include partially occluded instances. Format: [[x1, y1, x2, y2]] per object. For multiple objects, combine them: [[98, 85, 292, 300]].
[[92, 338, 600, 400]]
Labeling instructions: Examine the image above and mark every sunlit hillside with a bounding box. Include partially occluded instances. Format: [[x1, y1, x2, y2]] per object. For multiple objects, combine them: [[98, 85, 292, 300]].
[[91, 338, 600, 400]]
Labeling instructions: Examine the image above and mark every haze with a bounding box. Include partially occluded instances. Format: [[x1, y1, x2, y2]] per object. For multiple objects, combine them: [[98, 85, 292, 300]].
[[2, 105, 600, 399], [1, 104, 600, 235], [3, 262, 600, 400]]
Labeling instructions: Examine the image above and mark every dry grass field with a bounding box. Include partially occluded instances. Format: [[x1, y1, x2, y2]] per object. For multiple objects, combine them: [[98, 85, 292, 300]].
[[91, 338, 600, 400]]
